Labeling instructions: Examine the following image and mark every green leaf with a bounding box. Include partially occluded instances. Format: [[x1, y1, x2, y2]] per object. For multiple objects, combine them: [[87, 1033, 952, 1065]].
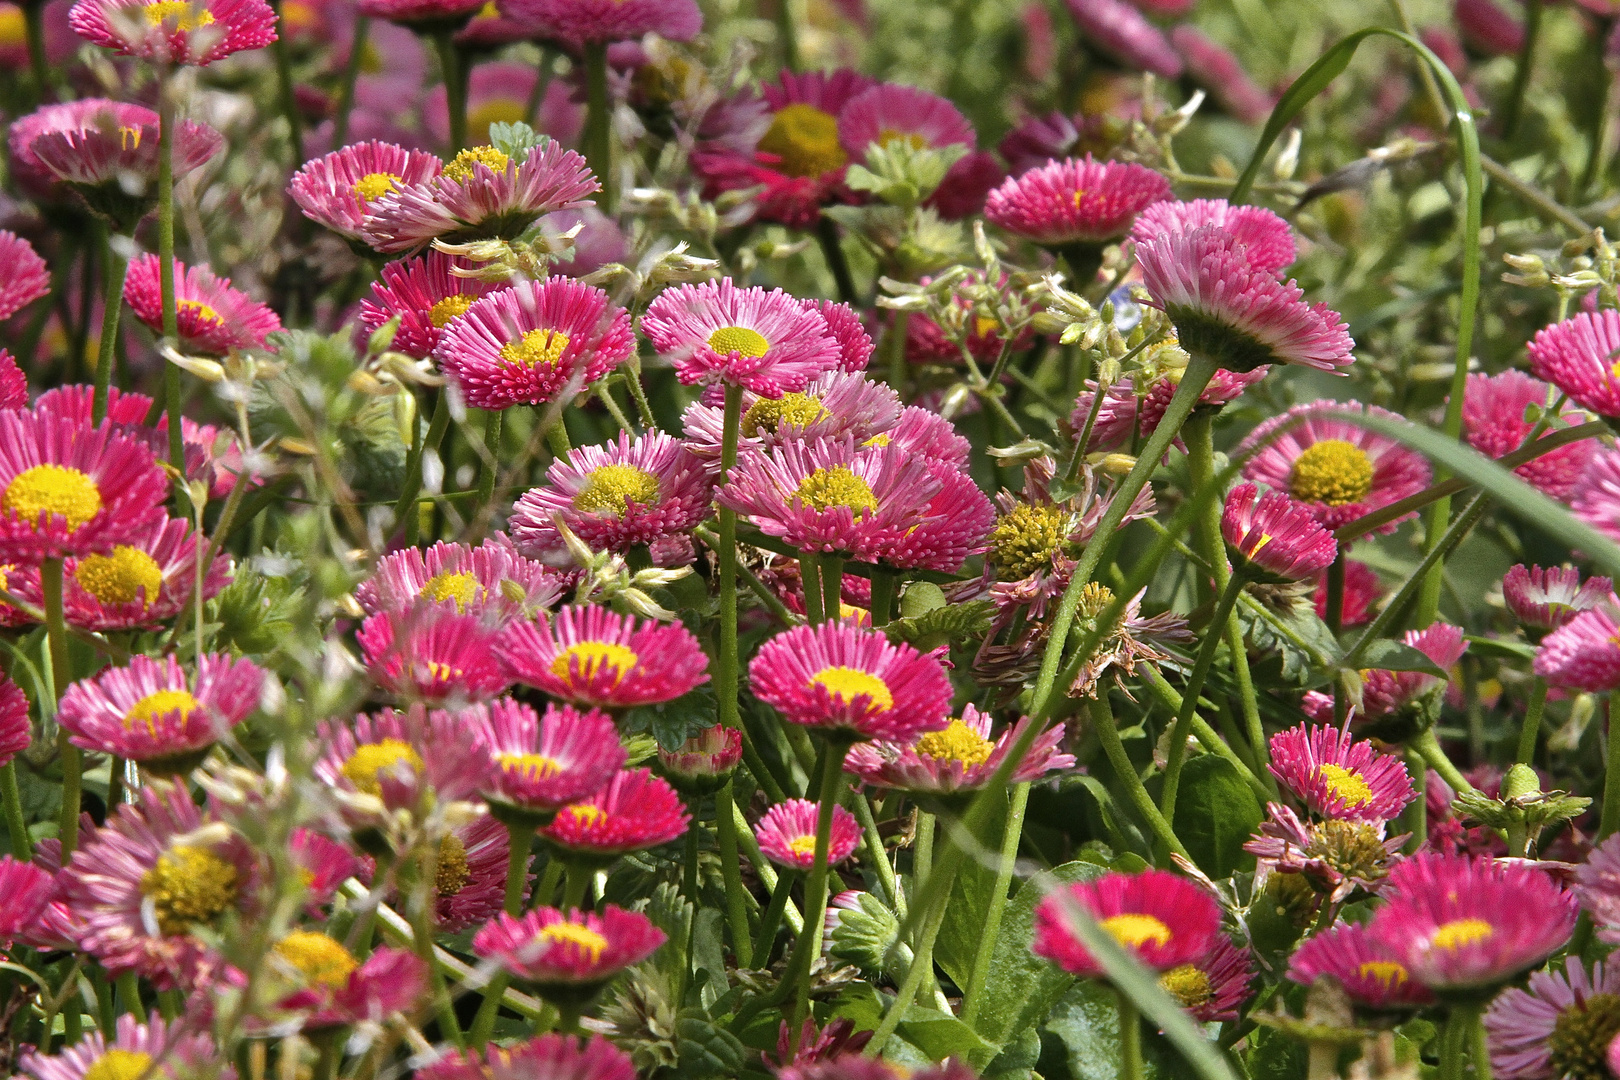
[[883, 600, 994, 652], [935, 794, 1007, 991], [1043, 981, 1184, 1080], [982, 1026, 1042, 1080], [488, 121, 545, 161], [897, 1006, 1000, 1063], [622, 684, 719, 750], [1463, 636, 1539, 662], [1354, 639, 1447, 678], [1170, 755, 1263, 879]]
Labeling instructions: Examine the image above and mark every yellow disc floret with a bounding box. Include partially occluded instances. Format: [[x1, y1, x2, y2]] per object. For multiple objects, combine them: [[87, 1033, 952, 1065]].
[[915, 719, 994, 767], [551, 641, 638, 685], [787, 834, 818, 859], [1159, 964, 1212, 1009], [500, 328, 571, 368], [498, 752, 563, 782], [794, 466, 877, 516], [757, 103, 846, 178], [436, 833, 470, 898], [84, 1051, 156, 1080], [352, 172, 403, 203], [539, 921, 608, 961], [1099, 913, 1172, 949], [566, 804, 607, 829], [1357, 960, 1409, 988], [177, 298, 223, 326], [808, 666, 893, 712], [742, 392, 826, 437], [429, 293, 477, 328], [140, 844, 238, 936], [1316, 763, 1373, 808], [989, 502, 1067, 580], [76, 545, 164, 606], [573, 464, 660, 517], [442, 145, 510, 183], [275, 930, 359, 989], [467, 100, 528, 147], [4, 464, 102, 532], [1288, 439, 1374, 506], [706, 326, 770, 359], [1432, 918, 1494, 951], [143, 0, 214, 28], [125, 689, 200, 732], [341, 739, 424, 797], [0, 7, 26, 45], [420, 570, 481, 611]]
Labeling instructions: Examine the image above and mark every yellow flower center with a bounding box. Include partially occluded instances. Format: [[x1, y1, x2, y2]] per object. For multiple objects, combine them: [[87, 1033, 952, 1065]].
[[742, 392, 826, 437], [351, 172, 402, 203], [877, 128, 927, 151], [0, 7, 26, 45], [279, 0, 315, 29], [142, 0, 214, 28], [573, 464, 661, 517], [341, 739, 424, 797], [1289, 439, 1374, 506], [794, 466, 877, 516], [442, 145, 510, 183], [1357, 960, 1409, 988], [863, 433, 891, 448], [84, 1051, 155, 1080], [498, 752, 563, 782], [140, 844, 238, 936], [1159, 964, 1213, 1009], [125, 689, 200, 732], [551, 641, 638, 685], [500, 328, 570, 368], [429, 293, 477, 328], [989, 502, 1067, 579], [807, 666, 893, 712], [467, 100, 527, 148], [566, 803, 607, 828], [1099, 913, 1172, 949], [539, 921, 608, 961], [4, 464, 102, 532], [1316, 763, 1373, 808], [787, 834, 818, 858], [706, 326, 770, 359], [177, 298, 222, 326], [915, 719, 995, 767], [757, 103, 846, 178], [274, 930, 359, 990], [436, 833, 470, 897], [421, 570, 480, 612], [1432, 918, 1494, 951], [76, 545, 164, 606]]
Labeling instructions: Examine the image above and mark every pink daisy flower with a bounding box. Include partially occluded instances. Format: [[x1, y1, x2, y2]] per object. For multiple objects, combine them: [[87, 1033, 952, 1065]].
[[289, 828, 364, 912], [0, 855, 55, 944], [0, 352, 27, 412], [1032, 869, 1220, 978], [356, 250, 504, 361], [681, 370, 903, 462], [124, 253, 282, 356], [998, 111, 1096, 176], [0, 675, 32, 768], [419, 1036, 636, 1080], [354, 0, 483, 28], [496, 0, 698, 45], [497, 604, 709, 710], [509, 431, 713, 562], [1316, 559, 1381, 627], [1303, 622, 1469, 728], [878, 462, 996, 573], [755, 798, 860, 872], [1462, 370, 1597, 499], [641, 279, 842, 396], [0, 411, 169, 565], [1267, 724, 1416, 822], [356, 606, 512, 704], [1369, 851, 1577, 991], [541, 768, 689, 860], [1169, 26, 1274, 124], [1244, 803, 1406, 902], [748, 621, 952, 742], [1065, 0, 1182, 77], [1576, 833, 1620, 943], [60, 781, 262, 986], [1161, 936, 1253, 1023], [1286, 922, 1434, 1010], [835, 83, 974, 161], [805, 300, 874, 373], [436, 276, 634, 411], [473, 904, 666, 993], [1502, 563, 1615, 636], [18, 1012, 224, 1080], [314, 705, 491, 826], [1137, 225, 1355, 373], [0, 232, 49, 323], [1456, 0, 1524, 55], [1129, 199, 1294, 273], [1484, 957, 1620, 1079], [1221, 482, 1339, 582], [984, 155, 1171, 247], [1528, 310, 1620, 418], [882, 406, 971, 466], [55, 652, 263, 769], [361, 137, 598, 254], [68, 0, 277, 64], [416, 814, 521, 929], [844, 703, 1072, 799], [261, 933, 427, 1029], [657, 724, 743, 796], [1572, 448, 1620, 543], [288, 140, 443, 243], [476, 698, 625, 821], [1239, 401, 1431, 531], [1534, 607, 1620, 692], [357, 536, 562, 624]]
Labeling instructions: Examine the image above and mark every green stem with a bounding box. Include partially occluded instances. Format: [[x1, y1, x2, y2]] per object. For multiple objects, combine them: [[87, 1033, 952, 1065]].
[[716, 779, 753, 968], [0, 763, 30, 860], [866, 848, 958, 1055], [115, 970, 140, 1017], [502, 823, 530, 915], [1325, 551, 1345, 636], [24, 0, 49, 100], [1413, 728, 1476, 799], [870, 568, 898, 627], [816, 217, 856, 305], [43, 560, 78, 857], [560, 865, 590, 911], [413, 847, 464, 1047], [1183, 414, 1224, 607], [851, 793, 900, 913], [1577, 18, 1618, 200], [155, 80, 184, 474], [1091, 691, 1189, 861], [1603, 691, 1620, 840], [1516, 678, 1548, 765], [433, 31, 467, 153], [270, 0, 303, 161], [713, 382, 751, 967], [1137, 667, 1271, 801], [800, 552, 825, 624], [753, 869, 796, 963], [1116, 990, 1143, 1080], [882, 312, 911, 391], [1469, 1003, 1493, 1080], [476, 409, 503, 507], [581, 43, 613, 210], [394, 392, 452, 545], [959, 782, 1029, 1027], [1501, 0, 1542, 139], [530, 857, 564, 910], [1161, 567, 1250, 821], [820, 554, 843, 623], [92, 232, 125, 427], [331, 17, 370, 147], [788, 737, 852, 1030], [773, 0, 800, 72], [545, 414, 572, 456]]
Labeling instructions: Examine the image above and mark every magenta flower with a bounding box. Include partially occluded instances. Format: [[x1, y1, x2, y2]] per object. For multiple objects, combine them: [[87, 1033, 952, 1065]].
[[1137, 225, 1355, 373], [1239, 401, 1431, 531], [124, 253, 282, 355], [1502, 563, 1615, 636], [876, 462, 996, 573], [1484, 956, 1620, 1079], [1572, 448, 1620, 543], [510, 431, 714, 562], [354, 0, 483, 29], [0, 411, 170, 565], [18, 1012, 224, 1080], [314, 705, 491, 826], [658, 724, 743, 795], [844, 704, 1072, 798], [1267, 724, 1416, 823], [1369, 851, 1576, 991], [0, 675, 30, 769], [0, 856, 55, 945], [1309, 622, 1467, 727], [1286, 922, 1434, 1010], [68, 0, 277, 64], [1221, 482, 1339, 582], [56, 652, 263, 768], [1244, 803, 1405, 901], [541, 768, 689, 860], [435, 276, 633, 411], [1534, 606, 1620, 692], [495, 0, 698, 46], [473, 904, 666, 992], [1169, 26, 1274, 124], [805, 299, 875, 373], [643, 279, 843, 396], [420, 815, 514, 931], [418, 1036, 637, 1080], [357, 607, 512, 704], [1065, 0, 1181, 77], [264, 933, 427, 1029], [1462, 370, 1597, 500], [1455, 0, 1523, 56], [0, 353, 27, 413], [288, 140, 443, 243], [1162, 936, 1253, 1023], [998, 111, 1091, 176], [290, 828, 363, 912], [1032, 869, 1220, 978], [680, 370, 903, 463], [429, 60, 582, 147], [1575, 833, 1620, 943], [1130, 198, 1294, 273], [357, 250, 504, 361], [497, 604, 710, 709], [755, 798, 860, 871], [984, 155, 1171, 247], [357, 536, 562, 624], [1529, 310, 1620, 418], [835, 83, 975, 161], [0, 232, 49, 323], [477, 698, 625, 820], [749, 621, 952, 742]]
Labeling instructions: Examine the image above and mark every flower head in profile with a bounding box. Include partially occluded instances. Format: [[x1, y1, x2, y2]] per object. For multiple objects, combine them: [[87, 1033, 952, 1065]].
[[1130, 198, 1294, 272], [1528, 310, 1620, 419], [497, 604, 710, 710], [1462, 371, 1597, 500], [541, 768, 689, 861], [1534, 606, 1620, 693], [1267, 724, 1416, 823], [1576, 833, 1620, 944], [680, 370, 903, 463], [357, 607, 512, 705], [262, 933, 427, 1030], [124, 254, 282, 356], [0, 675, 30, 771], [357, 251, 505, 361], [1138, 226, 1355, 373], [288, 140, 443, 243], [494, 0, 699, 48], [357, 536, 562, 625], [1221, 482, 1339, 583], [1369, 851, 1576, 992], [1483, 957, 1620, 1080], [477, 698, 625, 821], [1159, 936, 1253, 1023], [844, 704, 1072, 799], [835, 83, 975, 161], [749, 621, 953, 742], [1032, 869, 1221, 978], [0, 232, 49, 323], [354, 0, 483, 29], [68, 0, 277, 64], [1064, 0, 1181, 76], [1243, 803, 1405, 902], [1286, 922, 1433, 1010], [1502, 563, 1615, 638], [17, 1012, 225, 1080], [418, 1036, 637, 1080], [642, 279, 843, 396], [0, 856, 55, 946], [755, 799, 860, 872], [658, 724, 743, 796], [984, 155, 1170, 248], [473, 904, 666, 992], [1303, 622, 1467, 732]]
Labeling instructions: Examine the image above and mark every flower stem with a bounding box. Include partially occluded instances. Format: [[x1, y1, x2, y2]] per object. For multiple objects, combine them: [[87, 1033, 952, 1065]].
[[882, 312, 911, 392], [476, 409, 503, 507], [332, 17, 370, 147], [501, 823, 530, 915], [752, 868, 795, 963], [869, 568, 898, 627], [433, 30, 467, 153], [42, 559, 78, 857], [1115, 989, 1143, 1080], [1602, 691, 1620, 840], [716, 780, 752, 968], [713, 381, 752, 968], [820, 555, 843, 622], [866, 842, 958, 1055], [773, 0, 800, 72], [1324, 551, 1345, 636], [155, 77, 185, 474], [93, 231, 126, 426], [1516, 677, 1548, 765], [815, 217, 856, 305], [800, 552, 825, 624], [1161, 566, 1251, 821], [559, 865, 590, 911], [1091, 691, 1188, 860], [269, 0, 303, 161], [1413, 728, 1476, 800], [958, 782, 1029, 1027], [581, 43, 613, 210], [788, 735, 852, 1031], [0, 762, 30, 861], [1470, 1004, 1493, 1080], [394, 391, 452, 546], [24, 1, 49, 101], [1501, 0, 1543, 139]]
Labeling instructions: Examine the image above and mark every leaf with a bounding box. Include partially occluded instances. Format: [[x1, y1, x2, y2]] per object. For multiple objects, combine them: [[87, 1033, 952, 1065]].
[[1171, 755, 1263, 879], [1354, 639, 1448, 678], [1043, 981, 1183, 1080], [897, 1006, 1000, 1063], [935, 793, 1007, 991], [673, 1011, 745, 1079], [488, 121, 545, 161], [622, 684, 719, 751], [1464, 636, 1539, 662], [982, 1026, 1042, 1080], [883, 600, 995, 652]]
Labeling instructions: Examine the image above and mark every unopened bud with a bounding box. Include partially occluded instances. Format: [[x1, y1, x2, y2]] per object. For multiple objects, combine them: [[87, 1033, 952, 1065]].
[[1501, 763, 1541, 801]]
